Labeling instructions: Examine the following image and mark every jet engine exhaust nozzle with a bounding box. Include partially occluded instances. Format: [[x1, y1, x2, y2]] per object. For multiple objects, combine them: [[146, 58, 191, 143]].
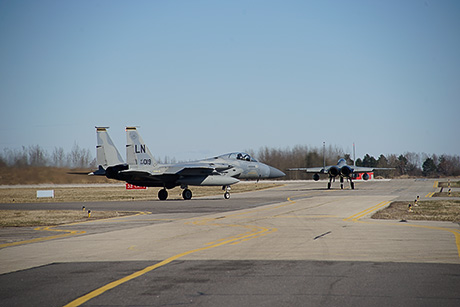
[[340, 166, 352, 177]]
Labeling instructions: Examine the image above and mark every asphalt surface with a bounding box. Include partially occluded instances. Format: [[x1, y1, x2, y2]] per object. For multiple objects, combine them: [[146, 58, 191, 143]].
[[1, 179, 459, 306]]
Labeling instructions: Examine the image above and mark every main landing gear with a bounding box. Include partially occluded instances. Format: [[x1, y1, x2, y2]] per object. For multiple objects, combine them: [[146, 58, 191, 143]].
[[158, 186, 232, 201], [327, 176, 355, 190], [158, 187, 193, 200], [327, 176, 334, 189], [182, 188, 192, 200], [158, 188, 168, 200], [158, 187, 192, 200]]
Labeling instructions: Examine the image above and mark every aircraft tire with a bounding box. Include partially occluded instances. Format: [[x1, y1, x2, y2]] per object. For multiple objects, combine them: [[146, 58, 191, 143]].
[[224, 192, 230, 199], [351, 182, 355, 189], [327, 182, 331, 189], [182, 189, 192, 200], [158, 189, 168, 200]]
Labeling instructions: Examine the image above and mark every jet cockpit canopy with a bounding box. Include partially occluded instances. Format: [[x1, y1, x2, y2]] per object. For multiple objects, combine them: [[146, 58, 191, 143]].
[[219, 152, 258, 162]]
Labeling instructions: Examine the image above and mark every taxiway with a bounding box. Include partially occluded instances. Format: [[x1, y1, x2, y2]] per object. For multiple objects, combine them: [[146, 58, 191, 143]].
[[0, 179, 459, 306]]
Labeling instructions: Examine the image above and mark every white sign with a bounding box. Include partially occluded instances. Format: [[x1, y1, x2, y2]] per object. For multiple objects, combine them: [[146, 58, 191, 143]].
[[37, 190, 54, 198]]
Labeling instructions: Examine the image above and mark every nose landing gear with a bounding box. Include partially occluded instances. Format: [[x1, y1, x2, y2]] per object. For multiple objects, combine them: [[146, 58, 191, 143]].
[[223, 185, 231, 199]]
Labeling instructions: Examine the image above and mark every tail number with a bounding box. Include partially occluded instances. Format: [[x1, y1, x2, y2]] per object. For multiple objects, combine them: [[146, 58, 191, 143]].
[[136, 159, 151, 165]]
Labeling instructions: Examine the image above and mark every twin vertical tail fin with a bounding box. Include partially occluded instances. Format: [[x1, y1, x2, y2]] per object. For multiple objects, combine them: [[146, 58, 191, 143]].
[[95, 127, 125, 173], [126, 127, 158, 169]]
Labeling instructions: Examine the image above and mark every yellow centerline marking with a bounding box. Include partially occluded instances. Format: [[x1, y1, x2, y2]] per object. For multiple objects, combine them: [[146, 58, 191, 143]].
[[0, 227, 86, 248], [343, 201, 391, 222], [425, 180, 438, 197]]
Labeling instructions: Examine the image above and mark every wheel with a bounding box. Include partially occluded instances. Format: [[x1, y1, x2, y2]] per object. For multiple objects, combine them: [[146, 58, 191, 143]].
[[158, 189, 168, 200], [224, 192, 230, 199], [327, 182, 331, 189], [182, 189, 192, 200], [340, 183, 344, 189], [351, 182, 355, 189]]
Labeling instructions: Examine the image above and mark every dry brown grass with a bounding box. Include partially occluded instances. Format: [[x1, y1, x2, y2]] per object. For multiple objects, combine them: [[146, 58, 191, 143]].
[[0, 166, 116, 185], [438, 180, 460, 188], [434, 191, 460, 197], [372, 200, 460, 222], [0, 210, 136, 227], [0, 182, 282, 203]]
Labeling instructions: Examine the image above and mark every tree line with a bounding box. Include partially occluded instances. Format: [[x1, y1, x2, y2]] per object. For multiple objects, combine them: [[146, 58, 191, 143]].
[[252, 145, 460, 179], [1, 144, 459, 178], [0, 144, 177, 169], [0, 144, 93, 169]]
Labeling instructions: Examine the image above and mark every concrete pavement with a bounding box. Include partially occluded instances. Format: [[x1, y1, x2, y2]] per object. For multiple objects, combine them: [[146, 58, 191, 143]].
[[1, 179, 459, 306]]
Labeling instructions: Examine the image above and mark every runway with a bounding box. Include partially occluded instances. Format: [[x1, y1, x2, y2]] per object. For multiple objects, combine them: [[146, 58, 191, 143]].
[[1, 179, 459, 306]]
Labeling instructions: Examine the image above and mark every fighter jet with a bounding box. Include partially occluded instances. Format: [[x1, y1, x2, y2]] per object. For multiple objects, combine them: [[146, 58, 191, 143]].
[[289, 158, 394, 189], [91, 127, 285, 200], [288, 143, 392, 189]]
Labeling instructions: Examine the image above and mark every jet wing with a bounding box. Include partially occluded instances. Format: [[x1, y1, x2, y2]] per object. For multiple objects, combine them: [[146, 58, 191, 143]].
[[164, 163, 233, 175], [351, 166, 393, 172], [288, 167, 327, 173]]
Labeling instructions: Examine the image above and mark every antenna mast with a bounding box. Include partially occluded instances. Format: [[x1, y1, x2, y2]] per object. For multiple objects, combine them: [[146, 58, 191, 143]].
[[323, 141, 326, 169], [353, 143, 356, 167]]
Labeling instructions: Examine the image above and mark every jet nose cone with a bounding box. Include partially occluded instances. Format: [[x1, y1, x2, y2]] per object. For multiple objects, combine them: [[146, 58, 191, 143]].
[[268, 166, 285, 178]]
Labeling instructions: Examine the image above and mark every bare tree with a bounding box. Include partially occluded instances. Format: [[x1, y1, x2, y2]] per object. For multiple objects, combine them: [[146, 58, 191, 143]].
[[28, 145, 48, 166], [68, 143, 92, 168], [52, 147, 67, 167]]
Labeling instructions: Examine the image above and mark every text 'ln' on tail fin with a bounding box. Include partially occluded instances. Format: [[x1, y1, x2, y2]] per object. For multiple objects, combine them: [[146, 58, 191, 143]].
[[125, 126, 157, 168]]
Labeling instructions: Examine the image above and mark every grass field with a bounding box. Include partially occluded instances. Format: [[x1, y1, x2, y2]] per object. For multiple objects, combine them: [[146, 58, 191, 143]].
[[372, 200, 460, 222], [0, 210, 136, 227], [438, 180, 460, 188]]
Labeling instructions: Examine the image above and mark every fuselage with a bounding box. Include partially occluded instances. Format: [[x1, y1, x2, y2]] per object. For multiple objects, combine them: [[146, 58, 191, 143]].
[[207, 152, 285, 180]]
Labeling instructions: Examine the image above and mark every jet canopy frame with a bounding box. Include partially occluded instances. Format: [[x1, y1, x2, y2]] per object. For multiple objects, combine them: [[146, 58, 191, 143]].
[[218, 152, 258, 162]]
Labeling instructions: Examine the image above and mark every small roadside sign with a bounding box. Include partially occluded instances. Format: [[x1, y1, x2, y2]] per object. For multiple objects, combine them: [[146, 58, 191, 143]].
[[37, 190, 54, 198]]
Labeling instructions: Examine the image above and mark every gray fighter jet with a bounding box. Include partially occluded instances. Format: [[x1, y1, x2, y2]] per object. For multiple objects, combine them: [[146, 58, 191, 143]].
[[91, 127, 285, 200], [289, 158, 392, 190], [288, 143, 393, 190]]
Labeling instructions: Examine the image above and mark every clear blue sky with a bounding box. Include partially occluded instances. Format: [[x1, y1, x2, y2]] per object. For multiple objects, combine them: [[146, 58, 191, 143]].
[[1, 0, 459, 162]]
